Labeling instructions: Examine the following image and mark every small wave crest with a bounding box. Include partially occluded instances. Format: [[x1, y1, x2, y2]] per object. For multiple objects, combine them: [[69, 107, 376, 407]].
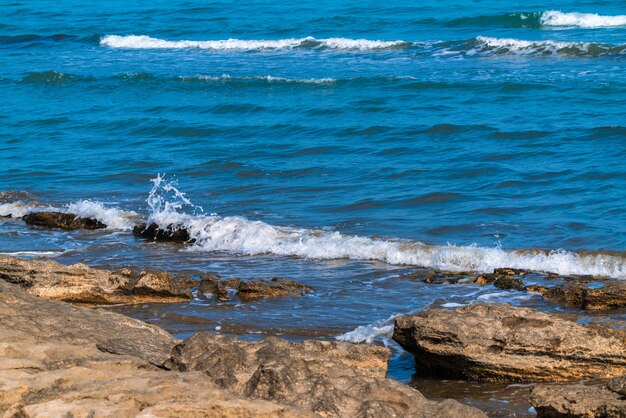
[[541, 11, 626, 28], [0, 200, 137, 231], [470, 36, 625, 56], [145, 176, 626, 279], [336, 314, 398, 344], [100, 35, 410, 51]]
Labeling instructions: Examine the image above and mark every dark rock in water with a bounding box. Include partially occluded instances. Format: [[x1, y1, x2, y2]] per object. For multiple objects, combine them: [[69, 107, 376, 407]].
[[543, 281, 626, 311], [133, 222, 194, 242], [525, 285, 549, 293], [393, 302, 626, 382], [23, 211, 106, 230], [0, 255, 192, 305], [197, 273, 236, 302], [167, 332, 487, 418], [530, 378, 626, 417], [492, 276, 525, 291], [237, 277, 314, 301]]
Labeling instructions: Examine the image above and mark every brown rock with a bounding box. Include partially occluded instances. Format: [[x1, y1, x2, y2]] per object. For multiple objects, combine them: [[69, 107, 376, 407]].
[[237, 278, 314, 301], [543, 281, 626, 310], [22, 211, 106, 229], [493, 276, 525, 291], [529, 381, 626, 417], [167, 332, 487, 418], [0, 255, 192, 305], [133, 222, 193, 242], [0, 281, 306, 417], [393, 303, 626, 382], [525, 285, 549, 293]]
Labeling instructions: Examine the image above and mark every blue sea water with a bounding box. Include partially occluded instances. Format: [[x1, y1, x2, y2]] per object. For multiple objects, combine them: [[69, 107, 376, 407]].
[[1, 3, 626, 410]]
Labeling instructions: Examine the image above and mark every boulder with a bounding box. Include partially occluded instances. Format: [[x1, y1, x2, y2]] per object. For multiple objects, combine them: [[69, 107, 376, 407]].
[[0, 255, 192, 305], [237, 278, 314, 301], [529, 378, 626, 417], [133, 222, 193, 242], [167, 332, 487, 418], [393, 303, 626, 382], [22, 211, 106, 229], [0, 281, 306, 417]]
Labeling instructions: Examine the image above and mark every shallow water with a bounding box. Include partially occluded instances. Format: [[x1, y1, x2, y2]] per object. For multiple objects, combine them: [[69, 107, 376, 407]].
[[2, 0, 626, 415]]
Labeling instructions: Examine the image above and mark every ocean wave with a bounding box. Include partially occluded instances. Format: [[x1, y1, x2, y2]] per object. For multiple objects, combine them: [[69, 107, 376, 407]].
[[143, 176, 626, 279], [100, 34, 410, 51], [336, 314, 398, 344], [541, 11, 626, 28], [0, 200, 137, 231], [179, 74, 337, 85], [470, 36, 626, 56]]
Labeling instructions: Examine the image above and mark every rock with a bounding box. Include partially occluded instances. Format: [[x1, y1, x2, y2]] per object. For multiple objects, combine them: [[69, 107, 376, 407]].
[[413, 270, 475, 285], [0, 255, 192, 305], [197, 274, 240, 301], [0, 279, 178, 366], [167, 332, 487, 418], [529, 380, 626, 417], [237, 278, 314, 301], [525, 285, 549, 293], [0, 281, 306, 417], [493, 276, 525, 291], [543, 281, 626, 310], [607, 376, 626, 396], [393, 302, 626, 382], [133, 222, 194, 243], [22, 211, 106, 229]]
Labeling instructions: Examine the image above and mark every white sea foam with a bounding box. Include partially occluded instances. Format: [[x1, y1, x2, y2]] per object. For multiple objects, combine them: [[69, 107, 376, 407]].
[[0, 200, 137, 231], [180, 74, 336, 84], [336, 314, 399, 344], [100, 35, 408, 51], [144, 176, 626, 279], [541, 11, 626, 28], [475, 36, 589, 54], [0, 250, 64, 257]]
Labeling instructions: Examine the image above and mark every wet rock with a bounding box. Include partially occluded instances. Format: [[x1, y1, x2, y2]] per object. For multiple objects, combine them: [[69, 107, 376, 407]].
[[197, 273, 235, 302], [0, 281, 305, 417], [0, 255, 192, 305], [133, 222, 194, 242], [22, 211, 106, 229], [493, 276, 525, 291], [543, 281, 626, 310], [417, 270, 475, 285], [525, 285, 549, 293], [529, 379, 626, 417], [393, 302, 626, 382], [167, 332, 487, 418], [493, 268, 528, 276], [237, 278, 314, 301]]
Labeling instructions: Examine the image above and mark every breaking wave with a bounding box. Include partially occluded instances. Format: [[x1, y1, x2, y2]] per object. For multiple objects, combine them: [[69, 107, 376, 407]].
[[142, 176, 626, 279], [540, 11, 626, 28], [469, 36, 626, 56], [100, 35, 410, 51]]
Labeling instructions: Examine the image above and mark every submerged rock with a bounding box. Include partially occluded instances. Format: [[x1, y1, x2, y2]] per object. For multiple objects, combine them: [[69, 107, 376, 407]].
[[0, 255, 192, 305], [167, 332, 487, 417], [133, 222, 193, 242], [393, 302, 626, 382], [0, 280, 305, 417], [530, 377, 626, 417], [23, 211, 106, 229], [197, 274, 313, 302], [543, 281, 626, 311]]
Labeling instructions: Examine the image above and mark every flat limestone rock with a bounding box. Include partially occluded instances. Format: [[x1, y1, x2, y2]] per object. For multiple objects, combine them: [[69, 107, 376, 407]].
[[197, 275, 314, 302], [393, 302, 626, 382], [167, 332, 487, 418], [0, 283, 306, 417], [0, 255, 192, 305], [0, 279, 178, 366], [529, 379, 626, 417], [22, 211, 106, 229]]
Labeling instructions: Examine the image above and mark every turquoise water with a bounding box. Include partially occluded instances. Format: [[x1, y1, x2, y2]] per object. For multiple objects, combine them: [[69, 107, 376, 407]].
[[2, 1, 626, 412]]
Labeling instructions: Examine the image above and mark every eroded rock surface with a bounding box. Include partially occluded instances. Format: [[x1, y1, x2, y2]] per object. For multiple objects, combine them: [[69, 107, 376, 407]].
[[167, 332, 487, 418], [0, 281, 306, 417], [0, 255, 192, 305], [393, 303, 626, 382], [197, 274, 313, 302], [529, 378, 626, 417], [543, 281, 626, 311], [133, 222, 193, 242], [23, 211, 106, 229]]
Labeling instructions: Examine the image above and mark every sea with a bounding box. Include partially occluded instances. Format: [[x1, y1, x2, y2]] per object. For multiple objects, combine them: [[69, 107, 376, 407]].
[[1, 1, 625, 414]]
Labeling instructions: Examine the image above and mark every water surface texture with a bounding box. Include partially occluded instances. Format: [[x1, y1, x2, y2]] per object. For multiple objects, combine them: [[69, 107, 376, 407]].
[[1, 1, 626, 414]]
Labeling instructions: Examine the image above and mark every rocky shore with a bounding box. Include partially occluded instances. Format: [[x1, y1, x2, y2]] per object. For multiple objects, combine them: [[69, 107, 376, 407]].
[[0, 255, 486, 417]]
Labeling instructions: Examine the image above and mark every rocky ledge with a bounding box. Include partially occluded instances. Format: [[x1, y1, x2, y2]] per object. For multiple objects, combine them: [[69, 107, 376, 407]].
[[0, 278, 486, 417], [0, 255, 192, 305], [22, 211, 106, 230], [393, 302, 626, 382], [198, 273, 314, 302], [530, 377, 626, 417]]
